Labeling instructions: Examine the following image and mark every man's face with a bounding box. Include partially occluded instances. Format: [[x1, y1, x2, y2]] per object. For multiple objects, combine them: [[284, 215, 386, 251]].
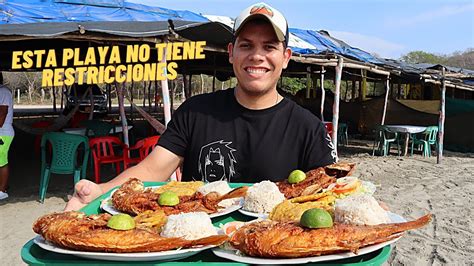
[[228, 21, 292, 96]]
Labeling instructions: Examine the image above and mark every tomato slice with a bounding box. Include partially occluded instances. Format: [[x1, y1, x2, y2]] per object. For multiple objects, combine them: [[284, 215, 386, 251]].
[[331, 177, 361, 194]]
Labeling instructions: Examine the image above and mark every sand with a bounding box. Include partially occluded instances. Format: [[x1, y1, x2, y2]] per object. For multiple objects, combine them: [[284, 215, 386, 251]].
[[1, 137, 473, 265]]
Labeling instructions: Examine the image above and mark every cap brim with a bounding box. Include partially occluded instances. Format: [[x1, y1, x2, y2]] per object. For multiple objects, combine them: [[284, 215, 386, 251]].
[[234, 14, 286, 43]]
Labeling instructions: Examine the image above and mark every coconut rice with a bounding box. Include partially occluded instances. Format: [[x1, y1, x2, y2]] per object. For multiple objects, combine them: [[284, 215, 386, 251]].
[[334, 194, 390, 225], [242, 180, 285, 213], [160, 212, 217, 240]]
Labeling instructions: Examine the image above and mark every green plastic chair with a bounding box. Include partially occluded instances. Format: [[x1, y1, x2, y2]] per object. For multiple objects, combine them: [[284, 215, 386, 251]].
[[81, 120, 115, 137], [372, 125, 400, 156], [410, 126, 439, 157], [337, 122, 349, 146], [39, 132, 89, 203]]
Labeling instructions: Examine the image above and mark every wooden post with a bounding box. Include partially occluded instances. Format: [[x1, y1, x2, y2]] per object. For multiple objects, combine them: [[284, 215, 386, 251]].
[[351, 77, 356, 102], [306, 66, 311, 99], [88, 85, 94, 120], [320, 66, 325, 122], [159, 42, 172, 126], [107, 84, 112, 112], [130, 82, 134, 123], [437, 67, 446, 164], [212, 54, 216, 92], [183, 73, 188, 99], [332, 57, 343, 151], [52, 87, 57, 113], [116, 82, 129, 147], [361, 70, 367, 101], [312, 75, 318, 99], [381, 76, 390, 125]]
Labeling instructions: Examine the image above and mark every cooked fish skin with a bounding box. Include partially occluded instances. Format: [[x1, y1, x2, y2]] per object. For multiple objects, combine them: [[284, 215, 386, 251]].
[[33, 211, 228, 253], [324, 162, 356, 178], [230, 214, 431, 258], [277, 168, 336, 199], [111, 178, 247, 216]]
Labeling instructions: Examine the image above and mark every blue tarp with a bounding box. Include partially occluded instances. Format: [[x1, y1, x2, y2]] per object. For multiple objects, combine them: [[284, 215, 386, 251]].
[[0, 0, 385, 64], [288, 28, 382, 64], [0, 0, 208, 24]]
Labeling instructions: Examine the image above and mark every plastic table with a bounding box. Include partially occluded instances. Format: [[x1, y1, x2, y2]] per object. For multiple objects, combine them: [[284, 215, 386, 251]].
[[21, 182, 392, 265], [385, 125, 427, 155]]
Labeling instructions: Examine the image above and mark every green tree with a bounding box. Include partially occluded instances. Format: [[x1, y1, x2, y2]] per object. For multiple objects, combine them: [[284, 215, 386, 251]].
[[400, 51, 446, 64]]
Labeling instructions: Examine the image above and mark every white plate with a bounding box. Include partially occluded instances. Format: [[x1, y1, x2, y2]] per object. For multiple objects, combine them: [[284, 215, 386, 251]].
[[101, 187, 242, 218], [212, 212, 406, 265], [237, 208, 269, 219], [34, 235, 214, 262]]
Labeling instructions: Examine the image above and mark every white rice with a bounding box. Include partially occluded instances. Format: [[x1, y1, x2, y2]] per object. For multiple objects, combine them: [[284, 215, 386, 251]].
[[197, 181, 235, 208], [335, 194, 390, 225], [160, 212, 217, 240], [242, 181, 285, 213], [198, 181, 232, 195]]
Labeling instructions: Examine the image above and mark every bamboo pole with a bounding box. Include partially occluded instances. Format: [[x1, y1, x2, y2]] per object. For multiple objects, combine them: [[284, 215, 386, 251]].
[[437, 67, 446, 164], [381, 77, 390, 125], [320, 66, 325, 122], [332, 57, 343, 152]]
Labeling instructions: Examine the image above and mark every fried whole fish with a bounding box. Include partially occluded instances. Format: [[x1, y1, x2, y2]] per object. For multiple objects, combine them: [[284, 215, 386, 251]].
[[230, 214, 431, 258], [112, 178, 248, 216], [276, 163, 355, 199], [33, 212, 228, 253]]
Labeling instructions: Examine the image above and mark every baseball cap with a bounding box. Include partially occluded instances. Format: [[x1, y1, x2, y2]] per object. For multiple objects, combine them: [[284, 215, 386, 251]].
[[233, 2, 289, 46]]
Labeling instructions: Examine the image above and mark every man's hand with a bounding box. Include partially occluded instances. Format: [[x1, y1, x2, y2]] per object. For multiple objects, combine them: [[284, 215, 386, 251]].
[[64, 180, 103, 211]]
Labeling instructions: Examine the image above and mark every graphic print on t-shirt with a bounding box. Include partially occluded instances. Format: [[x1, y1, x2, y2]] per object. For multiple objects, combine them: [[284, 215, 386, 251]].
[[325, 132, 338, 162], [198, 140, 237, 182]]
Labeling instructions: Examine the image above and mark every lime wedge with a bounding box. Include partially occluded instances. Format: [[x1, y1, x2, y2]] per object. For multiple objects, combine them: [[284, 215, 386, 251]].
[[300, 208, 333, 229], [107, 214, 135, 230]]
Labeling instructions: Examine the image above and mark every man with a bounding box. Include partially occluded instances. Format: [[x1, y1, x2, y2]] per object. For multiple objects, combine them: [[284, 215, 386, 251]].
[[0, 72, 14, 200], [65, 2, 335, 210]]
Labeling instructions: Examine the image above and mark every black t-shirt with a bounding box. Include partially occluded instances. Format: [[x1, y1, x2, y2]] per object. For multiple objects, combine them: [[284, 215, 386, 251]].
[[158, 88, 336, 183]]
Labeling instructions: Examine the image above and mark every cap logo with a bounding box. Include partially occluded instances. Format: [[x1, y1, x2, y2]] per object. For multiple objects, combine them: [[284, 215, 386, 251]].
[[250, 4, 273, 17]]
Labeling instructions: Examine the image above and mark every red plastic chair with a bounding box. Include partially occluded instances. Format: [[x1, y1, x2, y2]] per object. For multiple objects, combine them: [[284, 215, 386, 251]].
[[124, 135, 160, 169], [324, 122, 333, 136], [89, 136, 127, 183]]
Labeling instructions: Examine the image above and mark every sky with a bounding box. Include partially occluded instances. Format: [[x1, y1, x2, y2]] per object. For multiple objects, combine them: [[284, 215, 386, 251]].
[[129, 0, 474, 59]]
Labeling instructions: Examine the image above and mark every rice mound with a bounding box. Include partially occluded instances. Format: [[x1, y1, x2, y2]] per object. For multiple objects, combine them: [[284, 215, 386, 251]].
[[242, 181, 285, 213], [197, 181, 235, 208], [198, 181, 232, 195], [160, 212, 217, 240], [335, 194, 390, 225]]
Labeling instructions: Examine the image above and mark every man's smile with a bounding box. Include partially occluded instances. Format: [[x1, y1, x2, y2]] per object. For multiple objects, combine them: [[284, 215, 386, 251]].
[[244, 66, 269, 74]]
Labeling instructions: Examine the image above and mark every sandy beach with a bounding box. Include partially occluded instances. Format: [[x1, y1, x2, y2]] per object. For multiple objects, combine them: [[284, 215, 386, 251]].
[[1, 134, 472, 265]]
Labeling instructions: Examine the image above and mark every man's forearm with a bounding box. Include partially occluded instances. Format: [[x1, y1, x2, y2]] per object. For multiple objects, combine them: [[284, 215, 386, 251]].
[[97, 164, 164, 194], [97, 146, 182, 194]]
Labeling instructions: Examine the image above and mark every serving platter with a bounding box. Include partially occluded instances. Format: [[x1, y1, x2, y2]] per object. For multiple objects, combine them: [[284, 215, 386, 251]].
[[212, 212, 405, 265], [34, 235, 216, 262]]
